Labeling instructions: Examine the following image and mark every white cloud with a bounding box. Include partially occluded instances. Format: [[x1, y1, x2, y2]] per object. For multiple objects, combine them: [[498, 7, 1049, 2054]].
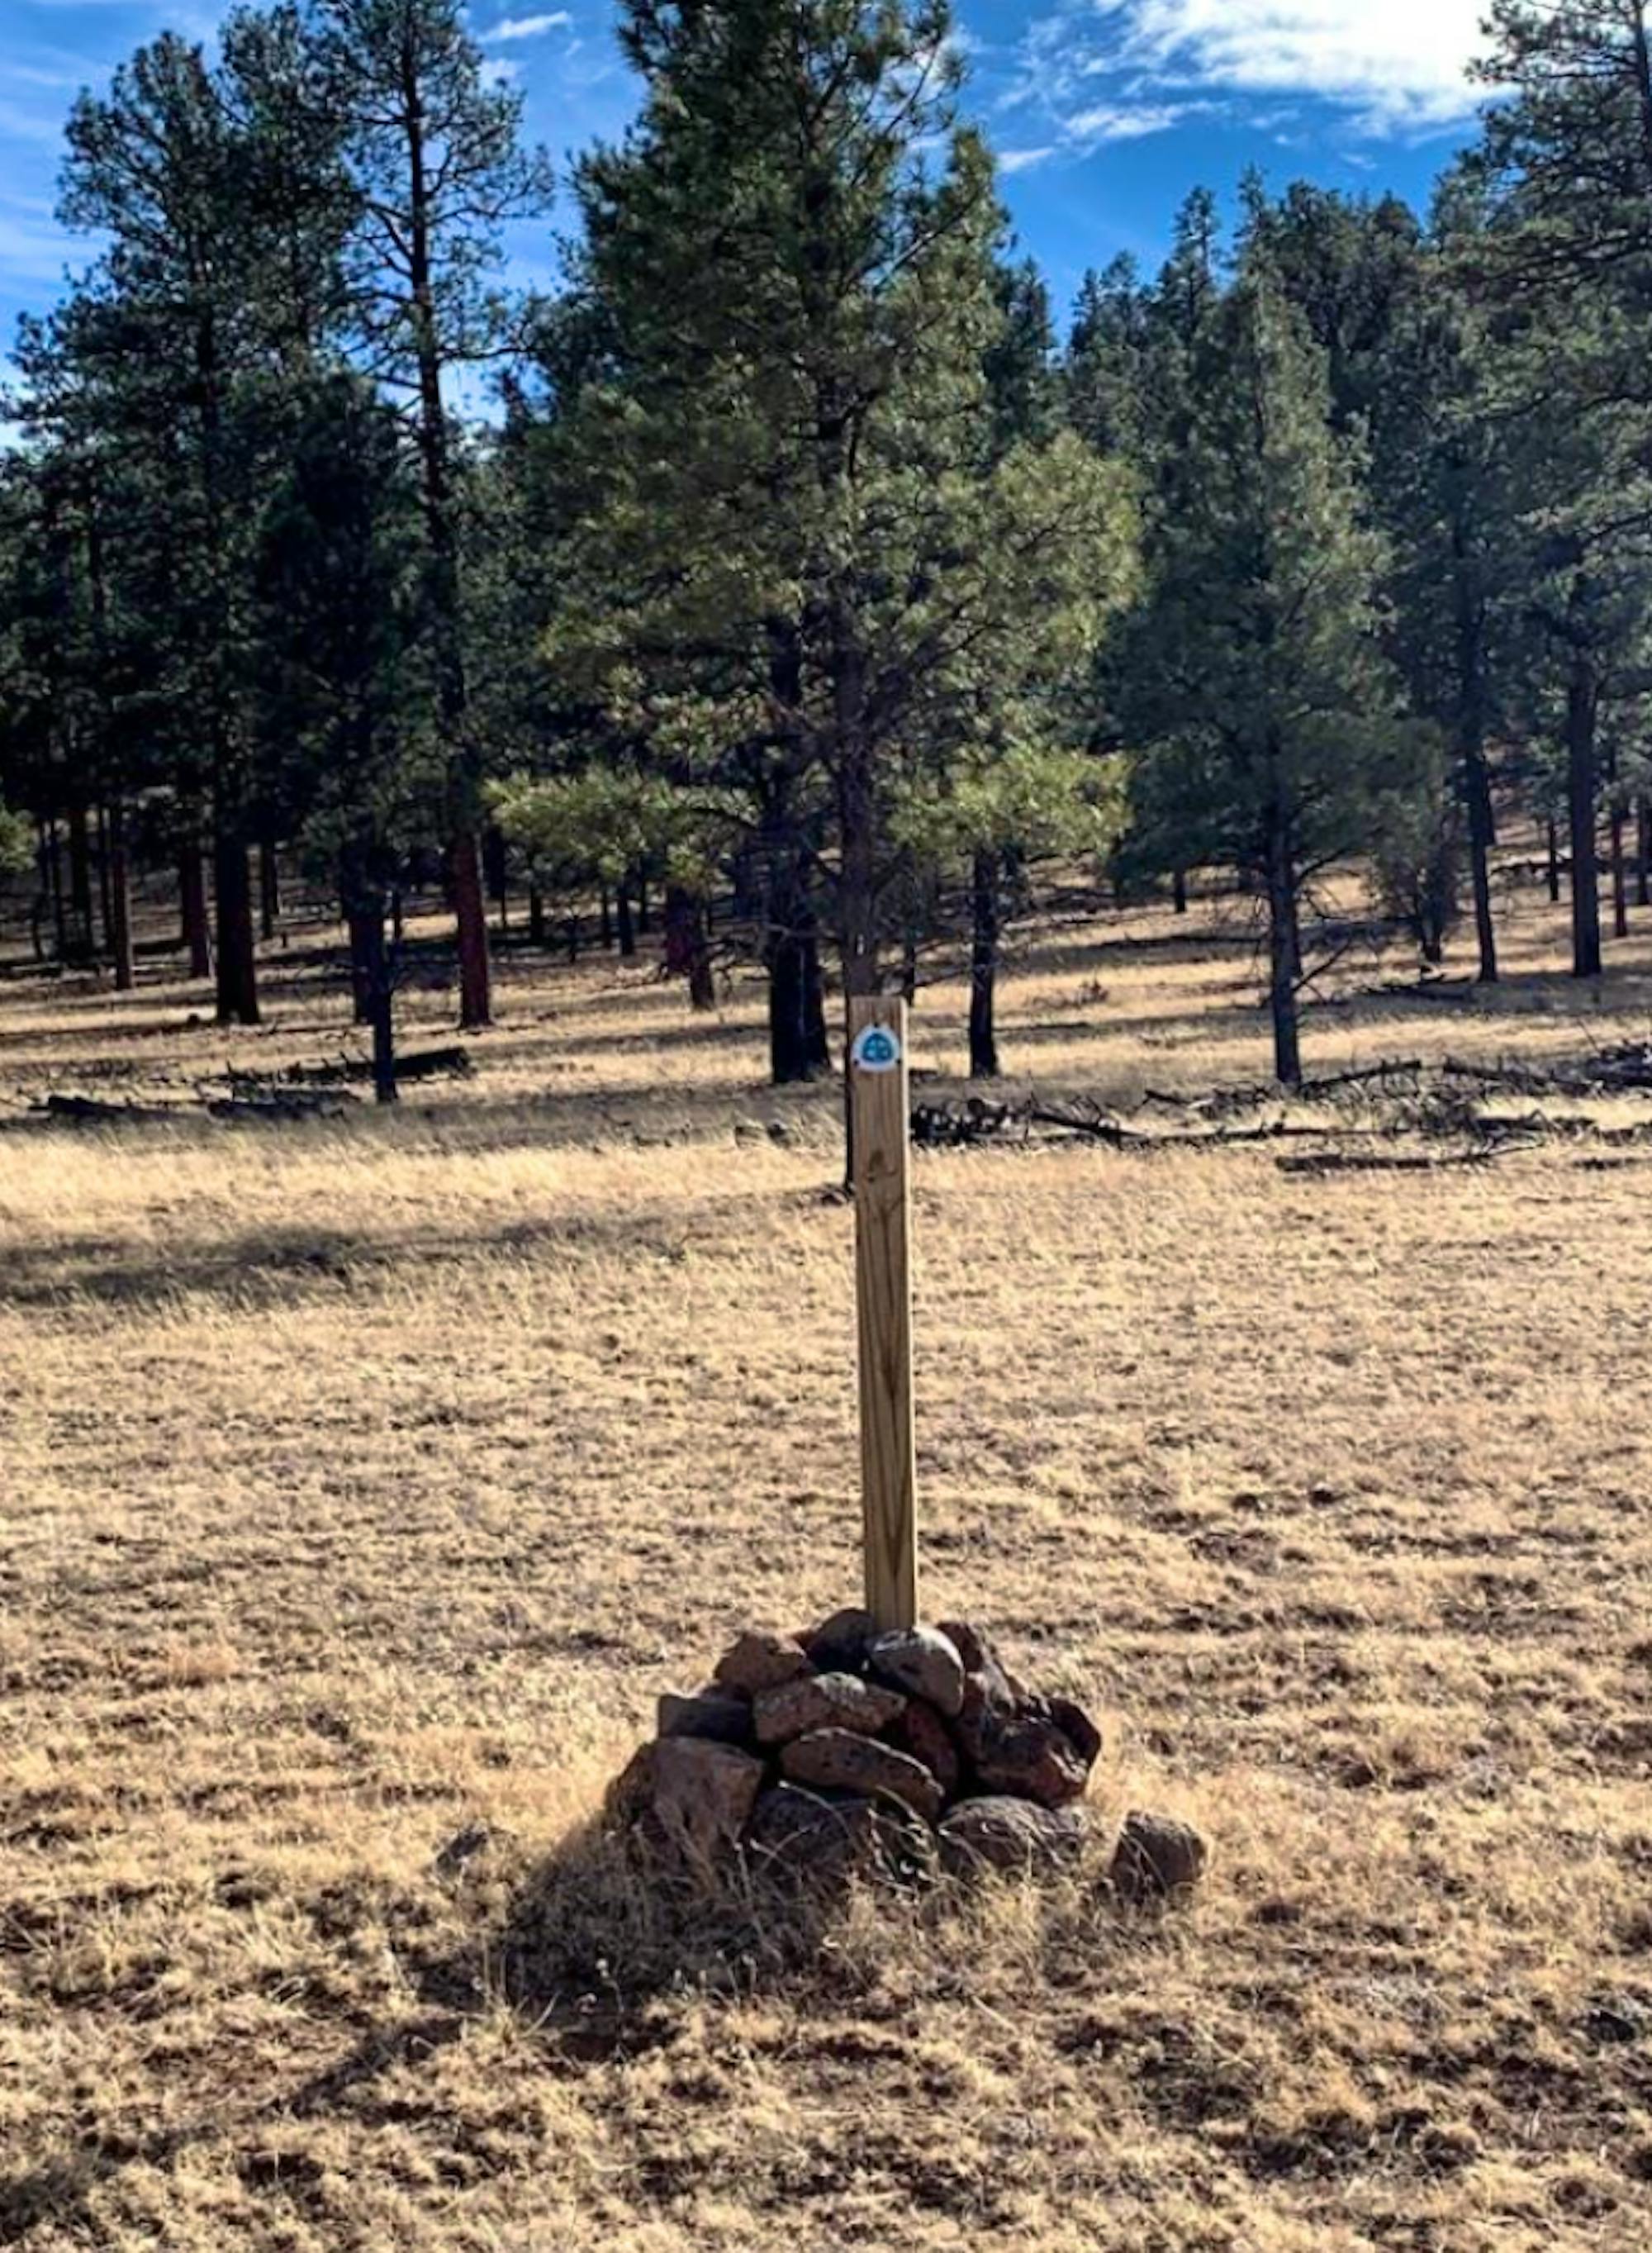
[[482, 10, 573, 41], [1064, 99, 1200, 147], [1006, 0, 1491, 153], [1120, 0, 1491, 131], [999, 145, 1058, 174]]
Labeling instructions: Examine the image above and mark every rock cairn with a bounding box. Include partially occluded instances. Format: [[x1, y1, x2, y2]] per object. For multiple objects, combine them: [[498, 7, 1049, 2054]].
[[608, 1609, 1204, 1898]]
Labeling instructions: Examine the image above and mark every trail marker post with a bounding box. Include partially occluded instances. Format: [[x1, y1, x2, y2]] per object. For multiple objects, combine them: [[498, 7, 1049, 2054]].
[[849, 994, 919, 1633]]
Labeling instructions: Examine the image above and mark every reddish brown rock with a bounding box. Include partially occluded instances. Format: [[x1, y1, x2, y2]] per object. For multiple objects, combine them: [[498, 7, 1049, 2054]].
[[940, 1622, 1099, 1808], [713, 1630, 813, 1697], [892, 1697, 962, 1796], [805, 1608, 876, 1675], [657, 1689, 753, 1746], [752, 1671, 904, 1746], [970, 1709, 1091, 1808], [780, 1728, 945, 1822], [867, 1625, 966, 1718], [650, 1738, 766, 1871], [938, 1619, 1028, 1702], [1110, 1811, 1207, 1904], [604, 1741, 657, 1829], [1047, 1695, 1103, 1768], [745, 1785, 936, 1885], [938, 1796, 1089, 1875]]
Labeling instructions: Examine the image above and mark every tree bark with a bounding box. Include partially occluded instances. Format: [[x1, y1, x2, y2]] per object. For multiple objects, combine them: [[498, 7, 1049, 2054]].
[[616, 880, 637, 959], [969, 848, 1000, 1080], [46, 817, 65, 963], [665, 884, 714, 1010], [1637, 796, 1651, 909], [364, 901, 397, 1105], [343, 844, 396, 1100], [107, 801, 134, 992], [1565, 646, 1602, 979], [449, 829, 491, 1030], [767, 848, 829, 1085], [1453, 521, 1498, 982], [96, 805, 115, 955], [65, 801, 96, 965], [399, 50, 490, 1031], [484, 825, 509, 933], [1170, 866, 1188, 916], [599, 883, 613, 949], [213, 823, 260, 1026], [259, 839, 280, 942], [636, 870, 652, 936], [1610, 799, 1629, 939], [180, 839, 212, 977], [1263, 810, 1303, 1088], [344, 861, 374, 1025], [528, 884, 547, 946], [1545, 818, 1561, 905]]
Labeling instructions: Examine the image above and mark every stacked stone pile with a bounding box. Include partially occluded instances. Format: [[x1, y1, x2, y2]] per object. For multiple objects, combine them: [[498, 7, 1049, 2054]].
[[609, 1609, 1206, 1899]]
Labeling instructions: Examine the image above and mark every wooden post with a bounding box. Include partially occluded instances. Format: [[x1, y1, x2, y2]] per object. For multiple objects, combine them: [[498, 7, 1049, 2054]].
[[849, 994, 918, 1632]]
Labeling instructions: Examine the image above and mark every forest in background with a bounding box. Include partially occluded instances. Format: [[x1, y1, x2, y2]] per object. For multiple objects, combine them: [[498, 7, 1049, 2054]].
[[3, 0, 1651, 1099]]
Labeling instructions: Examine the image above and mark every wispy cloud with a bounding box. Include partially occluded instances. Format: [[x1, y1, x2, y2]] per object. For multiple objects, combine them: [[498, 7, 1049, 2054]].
[[1122, 0, 1491, 131], [1006, 0, 1490, 162], [999, 145, 1058, 175], [0, 202, 84, 289], [482, 10, 573, 41]]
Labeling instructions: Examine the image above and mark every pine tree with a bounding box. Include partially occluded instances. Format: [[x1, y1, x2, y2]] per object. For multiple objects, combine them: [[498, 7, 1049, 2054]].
[[252, 373, 438, 1097], [316, 0, 552, 1032], [1120, 266, 1425, 1084], [547, 1, 1135, 1110]]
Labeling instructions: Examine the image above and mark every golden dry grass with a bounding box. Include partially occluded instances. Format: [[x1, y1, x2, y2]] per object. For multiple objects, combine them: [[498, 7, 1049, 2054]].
[[3, 858, 1651, 2250]]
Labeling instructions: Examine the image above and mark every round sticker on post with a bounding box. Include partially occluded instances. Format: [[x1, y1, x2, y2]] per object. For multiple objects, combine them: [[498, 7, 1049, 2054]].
[[851, 1021, 902, 1074]]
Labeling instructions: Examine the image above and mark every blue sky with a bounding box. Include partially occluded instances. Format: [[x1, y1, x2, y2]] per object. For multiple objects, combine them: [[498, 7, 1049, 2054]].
[[1, 0, 1494, 369]]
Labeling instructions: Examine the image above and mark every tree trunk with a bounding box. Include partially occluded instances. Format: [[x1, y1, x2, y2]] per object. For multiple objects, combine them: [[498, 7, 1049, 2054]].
[[46, 818, 66, 963], [636, 870, 652, 936], [213, 824, 260, 1027], [767, 848, 830, 1086], [1170, 866, 1188, 916], [343, 847, 396, 1101], [616, 881, 637, 959], [366, 901, 397, 1105], [665, 885, 714, 1010], [1610, 799, 1629, 939], [65, 801, 95, 965], [1545, 817, 1561, 905], [345, 865, 375, 1025], [181, 840, 212, 978], [1453, 533, 1498, 983], [969, 848, 1000, 1080], [599, 884, 613, 949], [96, 805, 115, 955], [528, 884, 547, 946], [1263, 811, 1303, 1088], [1565, 649, 1602, 979], [1638, 796, 1651, 909], [450, 828, 491, 1029], [1464, 750, 1498, 983], [107, 801, 135, 993], [564, 915, 580, 964], [259, 839, 280, 942], [484, 824, 509, 934]]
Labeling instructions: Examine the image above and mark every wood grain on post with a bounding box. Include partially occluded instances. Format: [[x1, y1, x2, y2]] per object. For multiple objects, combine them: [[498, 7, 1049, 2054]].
[[849, 994, 918, 1633]]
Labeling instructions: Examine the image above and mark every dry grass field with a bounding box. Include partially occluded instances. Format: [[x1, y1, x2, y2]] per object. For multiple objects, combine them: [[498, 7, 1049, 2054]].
[[3, 862, 1652, 2251]]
